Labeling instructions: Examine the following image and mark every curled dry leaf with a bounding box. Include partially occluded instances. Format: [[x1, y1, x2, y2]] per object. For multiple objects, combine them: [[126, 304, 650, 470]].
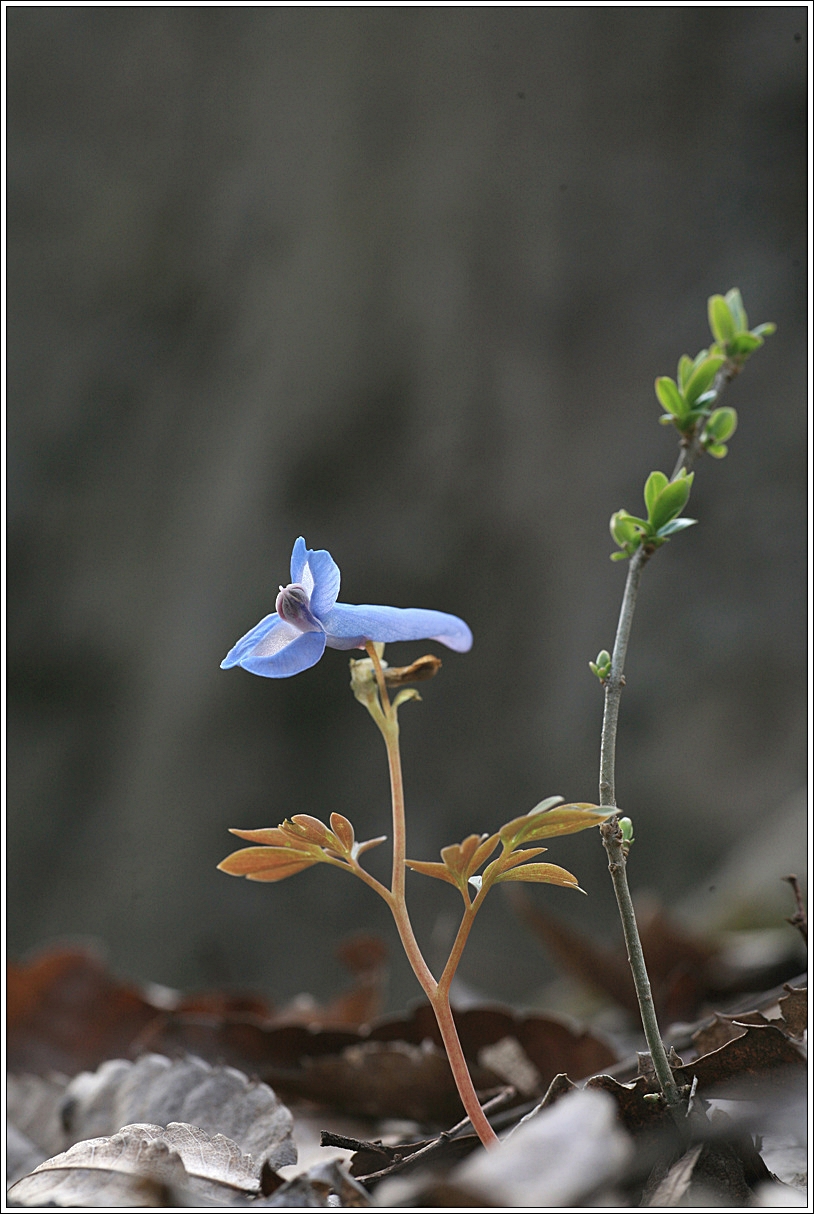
[[7, 1072, 70, 1158], [7, 1120, 328, 1207], [382, 653, 442, 685], [58, 1053, 296, 1170], [7, 1122, 213, 1207]]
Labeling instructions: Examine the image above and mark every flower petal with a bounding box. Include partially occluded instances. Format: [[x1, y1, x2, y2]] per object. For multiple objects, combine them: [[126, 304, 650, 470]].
[[239, 629, 327, 677], [222, 612, 327, 677], [289, 537, 341, 618], [221, 613, 293, 667], [321, 603, 473, 653]]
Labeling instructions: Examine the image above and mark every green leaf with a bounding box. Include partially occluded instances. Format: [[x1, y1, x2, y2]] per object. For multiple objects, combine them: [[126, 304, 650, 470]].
[[705, 406, 737, 442], [682, 354, 726, 407], [708, 295, 736, 344], [655, 517, 697, 538], [654, 376, 686, 418], [751, 322, 776, 338], [724, 288, 748, 331], [610, 510, 645, 552], [648, 471, 693, 532], [589, 649, 612, 681], [692, 389, 718, 409], [729, 332, 763, 355], [644, 471, 669, 518], [677, 355, 694, 393], [706, 443, 728, 459]]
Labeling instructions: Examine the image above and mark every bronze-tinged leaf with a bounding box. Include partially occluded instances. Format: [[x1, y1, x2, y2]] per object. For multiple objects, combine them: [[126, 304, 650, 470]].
[[217, 846, 318, 882], [469, 833, 501, 872], [404, 858, 459, 886], [426, 833, 500, 886], [228, 826, 290, 846], [288, 814, 335, 846], [354, 834, 387, 858], [495, 847, 548, 872], [440, 835, 488, 876], [245, 859, 319, 883], [500, 803, 613, 846], [478, 846, 547, 889], [329, 813, 355, 853], [494, 862, 582, 890]]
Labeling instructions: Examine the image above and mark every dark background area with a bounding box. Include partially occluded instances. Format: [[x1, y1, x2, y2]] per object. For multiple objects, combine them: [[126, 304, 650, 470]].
[[7, 8, 807, 1013]]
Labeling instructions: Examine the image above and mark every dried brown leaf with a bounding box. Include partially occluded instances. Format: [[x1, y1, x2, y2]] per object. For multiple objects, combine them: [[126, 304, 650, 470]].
[[7, 1072, 71, 1157], [691, 1011, 769, 1056], [7, 1123, 200, 1207], [7, 946, 164, 1077], [676, 1023, 806, 1092], [778, 984, 807, 1037], [509, 889, 718, 1022], [59, 1053, 296, 1169], [383, 654, 442, 685], [139, 1002, 616, 1122]]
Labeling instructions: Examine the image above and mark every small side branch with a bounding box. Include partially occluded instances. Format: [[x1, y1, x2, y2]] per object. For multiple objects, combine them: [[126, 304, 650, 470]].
[[352, 1087, 515, 1184], [784, 874, 807, 945]]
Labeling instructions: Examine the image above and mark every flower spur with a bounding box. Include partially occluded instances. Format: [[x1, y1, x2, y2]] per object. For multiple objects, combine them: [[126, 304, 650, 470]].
[[221, 537, 473, 678]]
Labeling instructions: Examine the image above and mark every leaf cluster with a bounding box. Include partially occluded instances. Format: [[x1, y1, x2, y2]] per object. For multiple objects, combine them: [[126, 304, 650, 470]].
[[655, 289, 774, 456], [589, 649, 612, 682], [217, 813, 385, 883], [405, 797, 613, 905], [610, 469, 695, 560]]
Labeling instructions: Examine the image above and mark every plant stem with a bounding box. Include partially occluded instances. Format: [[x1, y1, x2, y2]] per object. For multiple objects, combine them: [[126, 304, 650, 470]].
[[671, 363, 738, 479], [600, 818, 683, 1109], [599, 544, 648, 807], [598, 547, 684, 1113], [363, 642, 499, 1148]]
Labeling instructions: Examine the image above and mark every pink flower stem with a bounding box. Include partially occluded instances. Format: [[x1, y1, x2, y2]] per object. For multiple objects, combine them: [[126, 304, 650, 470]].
[[364, 643, 499, 1149]]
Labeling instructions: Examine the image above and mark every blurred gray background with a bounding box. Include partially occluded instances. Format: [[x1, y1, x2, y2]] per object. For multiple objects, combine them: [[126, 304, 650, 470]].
[[7, 7, 807, 1012]]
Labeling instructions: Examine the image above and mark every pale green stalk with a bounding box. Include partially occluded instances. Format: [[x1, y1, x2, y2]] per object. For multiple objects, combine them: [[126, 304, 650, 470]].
[[599, 551, 684, 1113]]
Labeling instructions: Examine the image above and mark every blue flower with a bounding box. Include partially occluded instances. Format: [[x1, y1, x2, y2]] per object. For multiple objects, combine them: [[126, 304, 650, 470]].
[[222, 537, 473, 678]]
